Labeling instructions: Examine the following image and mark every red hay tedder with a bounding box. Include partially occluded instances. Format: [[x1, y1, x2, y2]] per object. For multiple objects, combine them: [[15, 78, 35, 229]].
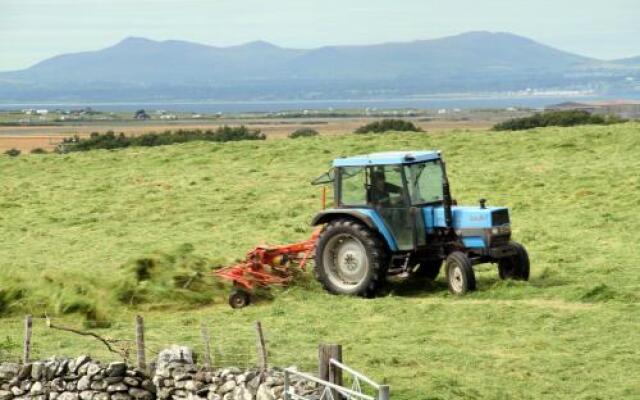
[[214, 228, 322, 308]]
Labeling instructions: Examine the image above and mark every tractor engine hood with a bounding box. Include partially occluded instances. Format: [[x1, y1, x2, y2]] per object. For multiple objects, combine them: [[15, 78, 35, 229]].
[[430, 205, 510, 229], [424, 205, 511, 248]]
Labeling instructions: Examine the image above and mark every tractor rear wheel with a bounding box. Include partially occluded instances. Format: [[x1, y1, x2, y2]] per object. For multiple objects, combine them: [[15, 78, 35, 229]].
[[498, 241, 530, 280], [315, 219, 388, 297], [445, 252, 476, 295]]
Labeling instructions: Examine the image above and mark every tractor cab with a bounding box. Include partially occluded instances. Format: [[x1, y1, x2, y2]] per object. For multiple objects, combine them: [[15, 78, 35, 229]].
[[313, 151, 448, 251], [311, 151, 529, 296]]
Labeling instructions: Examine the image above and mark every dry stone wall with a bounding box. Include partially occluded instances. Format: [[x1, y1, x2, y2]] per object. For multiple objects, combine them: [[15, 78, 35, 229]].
[[0, 346, 319, 400], [0, 356, 153, 400]]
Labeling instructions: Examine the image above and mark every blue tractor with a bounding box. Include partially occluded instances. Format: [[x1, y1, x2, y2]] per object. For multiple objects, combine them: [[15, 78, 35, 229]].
[[311, 151, 529, 295]]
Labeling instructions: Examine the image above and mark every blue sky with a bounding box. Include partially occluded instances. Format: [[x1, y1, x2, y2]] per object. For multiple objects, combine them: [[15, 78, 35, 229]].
[[1, 0, 639, 71]]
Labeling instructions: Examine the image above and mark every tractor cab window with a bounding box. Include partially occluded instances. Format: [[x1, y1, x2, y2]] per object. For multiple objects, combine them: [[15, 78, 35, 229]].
[[339, 165, 407, 207], [369, 165, 414, 250], [340, 166, 367, 206], [368, 165, 405, 207], [406, 161, 444, 204]]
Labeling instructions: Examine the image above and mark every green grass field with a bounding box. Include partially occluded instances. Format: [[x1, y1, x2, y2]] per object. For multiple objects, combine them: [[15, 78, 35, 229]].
[[1, 123, 639, 399]]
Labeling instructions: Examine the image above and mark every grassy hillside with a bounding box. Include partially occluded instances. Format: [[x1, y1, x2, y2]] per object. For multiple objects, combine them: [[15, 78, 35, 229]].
[[1, 124, 640, 399]]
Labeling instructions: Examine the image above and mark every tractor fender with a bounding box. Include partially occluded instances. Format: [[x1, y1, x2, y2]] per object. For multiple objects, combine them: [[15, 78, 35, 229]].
[[311, 208, 398, 251]]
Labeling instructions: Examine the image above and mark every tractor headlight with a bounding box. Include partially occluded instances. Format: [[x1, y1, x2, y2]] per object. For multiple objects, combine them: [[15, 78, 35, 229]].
[[491, 226, 510, 235]]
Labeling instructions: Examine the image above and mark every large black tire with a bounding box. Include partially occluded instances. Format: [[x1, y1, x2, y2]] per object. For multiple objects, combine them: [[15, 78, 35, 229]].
[[416, 259, 442, 280], [445, 251, 476, 295], [498, 241, 530, 281], [315, 219, 388, 296]]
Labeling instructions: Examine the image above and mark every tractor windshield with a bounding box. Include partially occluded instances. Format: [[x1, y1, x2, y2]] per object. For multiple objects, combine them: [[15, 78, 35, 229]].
[[405, 161, 444, 204]]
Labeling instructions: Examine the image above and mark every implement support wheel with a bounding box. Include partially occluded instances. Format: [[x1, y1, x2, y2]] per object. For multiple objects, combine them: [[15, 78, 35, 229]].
[[229, 289, 251, 309]]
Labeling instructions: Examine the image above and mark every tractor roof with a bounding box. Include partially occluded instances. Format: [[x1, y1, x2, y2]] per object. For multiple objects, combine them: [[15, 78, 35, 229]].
[[332, 151, 441, 167]]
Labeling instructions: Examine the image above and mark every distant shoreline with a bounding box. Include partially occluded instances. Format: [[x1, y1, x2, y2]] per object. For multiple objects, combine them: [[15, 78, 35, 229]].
[[0, 94, 638, 113]]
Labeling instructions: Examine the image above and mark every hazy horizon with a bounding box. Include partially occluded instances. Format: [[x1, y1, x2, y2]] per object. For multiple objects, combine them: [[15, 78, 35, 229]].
[[1, 0, 639, 71]]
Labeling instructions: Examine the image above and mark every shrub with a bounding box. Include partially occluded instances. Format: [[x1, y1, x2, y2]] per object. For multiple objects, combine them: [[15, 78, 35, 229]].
[[30, 147, 48, 154], [492, 110, 627, 131], [3, 148, 21, 157], [289, 128, 319, 138], [57, 126, 265, 152], [134, 109, 150, 119], [355, 119, 423, 134]]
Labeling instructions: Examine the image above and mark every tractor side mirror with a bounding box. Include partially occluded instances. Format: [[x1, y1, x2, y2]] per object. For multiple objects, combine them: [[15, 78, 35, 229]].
[[479, 198, 487, 209]]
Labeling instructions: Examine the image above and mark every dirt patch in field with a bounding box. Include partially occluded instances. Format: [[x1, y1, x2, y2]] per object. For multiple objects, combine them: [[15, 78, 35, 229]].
[[0, 118, 492, 151], [0, 135, 68, 152]]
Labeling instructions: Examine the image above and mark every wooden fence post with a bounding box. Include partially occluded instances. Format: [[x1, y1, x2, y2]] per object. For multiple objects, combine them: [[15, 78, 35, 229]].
[[135, 315, 146, 370], [200, 322, 213, 371], [23, 315, 32, 364], [378, 385, 390, 400], [255, 321, 268, 373], [318, 343, 343, 399]]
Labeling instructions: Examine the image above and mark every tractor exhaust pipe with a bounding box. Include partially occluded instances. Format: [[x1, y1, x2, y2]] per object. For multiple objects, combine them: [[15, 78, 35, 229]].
[[441, 160, 453, 228]]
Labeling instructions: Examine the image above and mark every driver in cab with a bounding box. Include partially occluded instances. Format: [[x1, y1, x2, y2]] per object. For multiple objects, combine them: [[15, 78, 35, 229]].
[[369, 169, 403, 207]]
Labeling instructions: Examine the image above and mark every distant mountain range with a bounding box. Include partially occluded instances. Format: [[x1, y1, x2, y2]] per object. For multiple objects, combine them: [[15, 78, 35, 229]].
[[614, 55, 640, 66], [0, 31, 638, 102]]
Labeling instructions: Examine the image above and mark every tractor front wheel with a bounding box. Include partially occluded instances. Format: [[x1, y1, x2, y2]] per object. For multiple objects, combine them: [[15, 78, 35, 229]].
[[498, 241, 530, 281], [445, 252, 476, 295], [315, 219, 388, 297]]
